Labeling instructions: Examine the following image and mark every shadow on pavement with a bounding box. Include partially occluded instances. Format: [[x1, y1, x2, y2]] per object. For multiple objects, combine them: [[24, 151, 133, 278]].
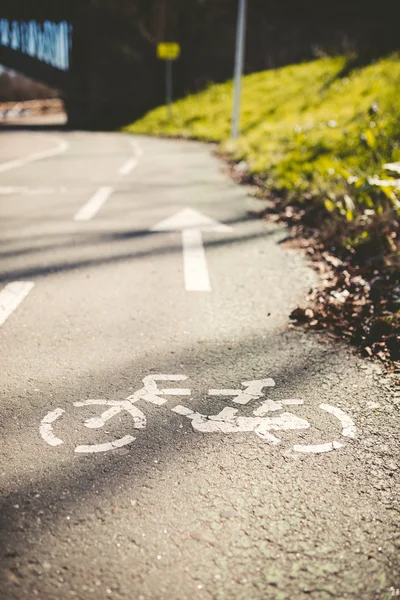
[[0, 327, 336, 565], [0, 215, 284, 283]]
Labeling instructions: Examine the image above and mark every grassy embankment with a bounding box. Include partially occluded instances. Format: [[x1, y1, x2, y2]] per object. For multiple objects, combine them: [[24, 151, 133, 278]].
[[127, 55, 400, 250], [126, 56, 400, 361]]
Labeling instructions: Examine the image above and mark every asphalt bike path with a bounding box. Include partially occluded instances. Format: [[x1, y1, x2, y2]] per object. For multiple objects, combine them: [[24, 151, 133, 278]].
[[0, 131, 399, 599]]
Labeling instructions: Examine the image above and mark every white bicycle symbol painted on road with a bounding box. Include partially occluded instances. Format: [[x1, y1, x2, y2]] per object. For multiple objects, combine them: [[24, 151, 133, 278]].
[[40, 375, 356, 455]]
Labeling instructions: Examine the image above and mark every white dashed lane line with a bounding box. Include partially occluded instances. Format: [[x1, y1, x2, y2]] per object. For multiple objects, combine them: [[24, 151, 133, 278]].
[[73, 139, 143, 220], [118, 157, 138, 176], [74, 186, 114, 222], [0, 281, 35, 327], [118, 139, 143, 176]]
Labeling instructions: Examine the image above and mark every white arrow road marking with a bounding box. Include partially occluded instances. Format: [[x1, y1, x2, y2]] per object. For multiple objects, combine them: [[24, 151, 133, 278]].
[[152, 208, 232, 292], [0, 137, 68, 172], [74, 186, 114, 221], [182, 229, 211, 291], [0, 281, 35, 327]]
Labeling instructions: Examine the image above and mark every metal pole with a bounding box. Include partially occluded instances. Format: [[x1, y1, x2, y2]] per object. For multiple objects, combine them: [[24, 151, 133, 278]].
[[231, 0, 247, 140], [166, 59, 173, 119]]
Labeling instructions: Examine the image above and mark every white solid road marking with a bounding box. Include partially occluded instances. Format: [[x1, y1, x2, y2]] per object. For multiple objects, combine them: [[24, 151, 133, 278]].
[[0, 281, 35, 327], [152, 208, 232, 292], [0, 186, 56, 195], [118, 139, 143, 175], [0, 137, 68, 173], [74, 186, 114, 221], [0, 186, 82, 195]]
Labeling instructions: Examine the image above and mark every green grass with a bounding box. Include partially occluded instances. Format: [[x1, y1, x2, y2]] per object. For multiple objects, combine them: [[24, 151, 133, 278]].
[[126, 55, 400, 229]]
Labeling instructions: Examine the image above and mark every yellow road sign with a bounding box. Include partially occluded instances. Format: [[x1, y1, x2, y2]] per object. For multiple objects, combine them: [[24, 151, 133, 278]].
[[157, 43, 180, 61]]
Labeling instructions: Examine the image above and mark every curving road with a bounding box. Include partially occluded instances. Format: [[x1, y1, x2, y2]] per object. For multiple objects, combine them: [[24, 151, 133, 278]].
[[0, 128, 399, 599]]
